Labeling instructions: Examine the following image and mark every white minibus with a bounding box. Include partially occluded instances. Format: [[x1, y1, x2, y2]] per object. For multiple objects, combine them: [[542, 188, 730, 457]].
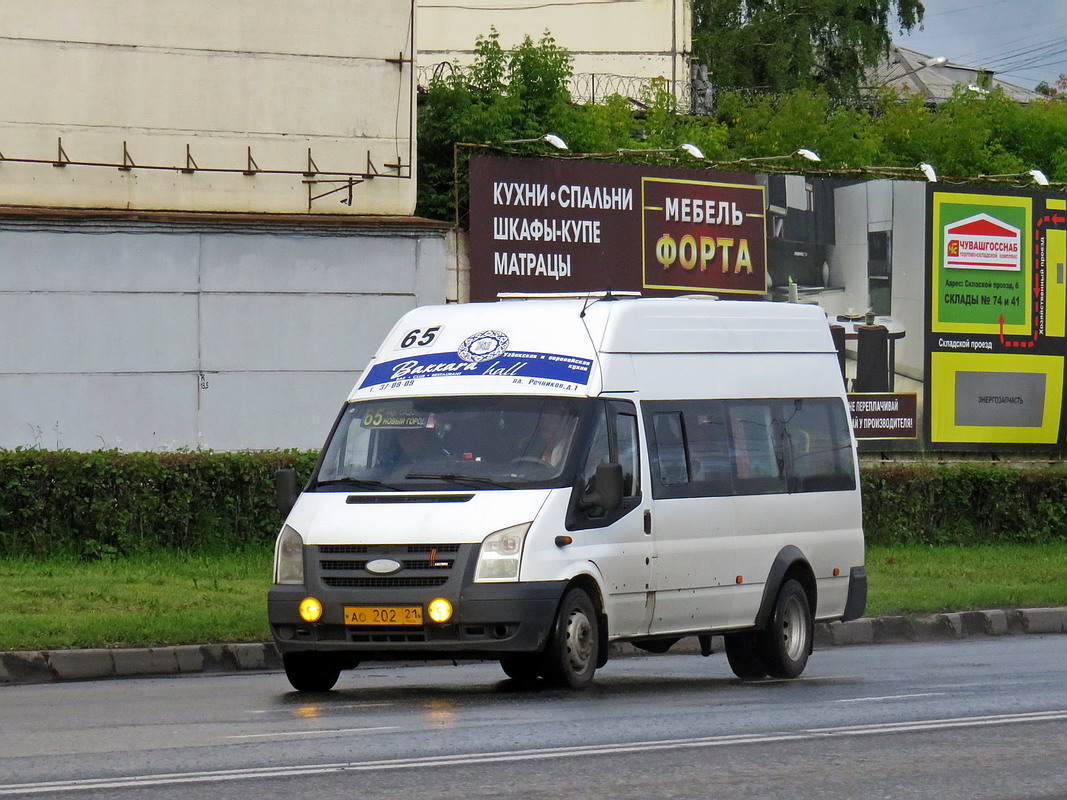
[[268, 294, 866, 691]]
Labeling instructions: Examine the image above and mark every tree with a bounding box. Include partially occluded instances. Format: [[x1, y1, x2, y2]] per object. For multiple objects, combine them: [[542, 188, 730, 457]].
[[416, 31, 729, 221], [691, 0, 924, 97], [416, 30, 578, 221]]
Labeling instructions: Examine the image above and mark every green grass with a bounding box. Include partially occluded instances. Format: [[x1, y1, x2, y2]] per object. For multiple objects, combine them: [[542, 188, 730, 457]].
[[1, 545, 1066, 652], [865, 544, 1067, 616], [0, 550, 272, 652]]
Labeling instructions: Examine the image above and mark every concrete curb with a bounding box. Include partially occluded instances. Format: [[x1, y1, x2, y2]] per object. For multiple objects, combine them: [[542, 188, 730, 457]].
[[2, 607, 1064, 686]]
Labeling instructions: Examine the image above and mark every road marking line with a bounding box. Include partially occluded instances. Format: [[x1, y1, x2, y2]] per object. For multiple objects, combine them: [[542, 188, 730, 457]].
[[228, 726, 397, 739], [833, 692, 947, 703], [2, 709, 1066, 795]]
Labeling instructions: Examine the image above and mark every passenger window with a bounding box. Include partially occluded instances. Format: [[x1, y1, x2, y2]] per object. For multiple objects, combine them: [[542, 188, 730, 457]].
[[727, 401, 787, 495], [784, 398, 856, 492], [651, 412, 689, 486], [683, 402, 731, 495], [645, 397, 854, 499]]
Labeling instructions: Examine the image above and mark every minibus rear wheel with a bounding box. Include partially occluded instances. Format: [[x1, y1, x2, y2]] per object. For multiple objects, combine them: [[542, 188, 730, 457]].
[[543, 587, 599, 688], [757, 579, 812, 679], [724, 631, 768, 680], [283, 652, 342, 692]]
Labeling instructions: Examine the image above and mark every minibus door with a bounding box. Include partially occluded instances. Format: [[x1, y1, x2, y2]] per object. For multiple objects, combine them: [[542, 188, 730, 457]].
[[570, 399, 655, 638]]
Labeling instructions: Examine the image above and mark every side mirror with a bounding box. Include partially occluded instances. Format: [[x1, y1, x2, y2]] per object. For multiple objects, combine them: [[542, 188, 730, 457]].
[[583, 462, 624, 514], [275, 468, 300, 517]]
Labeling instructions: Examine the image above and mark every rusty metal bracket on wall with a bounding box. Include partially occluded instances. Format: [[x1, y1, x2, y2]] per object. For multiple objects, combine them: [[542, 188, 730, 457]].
[[0, 140, 408, 182], [304, 177, 365, 211]]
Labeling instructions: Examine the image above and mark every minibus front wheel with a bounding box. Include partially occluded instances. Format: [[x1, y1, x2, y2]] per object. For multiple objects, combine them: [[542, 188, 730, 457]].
[[499, 655, 543, 683], [543, 587, 599, 688], [283, 652, 343, 692]]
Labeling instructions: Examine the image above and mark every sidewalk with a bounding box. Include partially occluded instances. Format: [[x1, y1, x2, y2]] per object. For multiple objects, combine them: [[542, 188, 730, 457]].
[[2, 607, 1065, 685]]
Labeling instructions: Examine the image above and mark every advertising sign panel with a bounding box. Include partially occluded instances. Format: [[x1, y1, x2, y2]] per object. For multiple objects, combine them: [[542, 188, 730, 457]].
[[640, 177, 767, 295], [468, 155, 766, 301], [927, 189, 1067, 447]]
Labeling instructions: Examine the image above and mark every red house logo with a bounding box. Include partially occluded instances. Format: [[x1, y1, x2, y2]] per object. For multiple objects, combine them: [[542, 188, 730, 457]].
[[943, 213, 1021, 271]]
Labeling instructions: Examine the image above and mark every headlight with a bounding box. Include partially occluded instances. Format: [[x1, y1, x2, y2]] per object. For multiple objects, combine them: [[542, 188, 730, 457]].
[[427, 597, 453, 623], [474, 523, 531, 583], [299, 597, 323, 622], [274, 525, 305, 585]]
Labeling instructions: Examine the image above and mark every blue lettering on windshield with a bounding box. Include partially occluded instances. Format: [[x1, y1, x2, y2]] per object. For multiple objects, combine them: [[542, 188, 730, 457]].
[[359, 351, 593, 390]]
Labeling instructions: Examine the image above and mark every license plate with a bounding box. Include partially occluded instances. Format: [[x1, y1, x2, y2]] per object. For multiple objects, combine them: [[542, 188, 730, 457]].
[[344, 605, 423, 626]]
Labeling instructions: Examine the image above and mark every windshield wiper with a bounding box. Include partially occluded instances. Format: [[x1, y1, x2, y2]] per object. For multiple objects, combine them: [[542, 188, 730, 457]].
[[312, 478, 401, 491], [404, 472, 514, 489]]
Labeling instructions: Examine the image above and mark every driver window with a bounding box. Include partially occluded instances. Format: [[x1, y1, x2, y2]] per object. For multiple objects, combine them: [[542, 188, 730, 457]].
[[614, 409, 639, 497], [579, 410, 611, 492], [577, 401, 640, 498]]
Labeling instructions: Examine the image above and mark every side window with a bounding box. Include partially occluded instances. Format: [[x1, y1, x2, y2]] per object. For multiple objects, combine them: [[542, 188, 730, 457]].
[[645, 397, 855, 499], [783, 398, 857, 492], [683, 402, 732, 495], [727, 400, 788, 495], [651, 411, 689, 487]]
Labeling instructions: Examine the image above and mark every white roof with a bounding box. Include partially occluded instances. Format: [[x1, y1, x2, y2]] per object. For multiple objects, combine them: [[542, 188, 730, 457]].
[[350, 296, 836, 401]]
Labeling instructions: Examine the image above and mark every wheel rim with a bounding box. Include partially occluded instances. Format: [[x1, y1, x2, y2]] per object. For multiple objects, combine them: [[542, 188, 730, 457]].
[[779, 594, 808, 662], [564, 607, 595, 674]]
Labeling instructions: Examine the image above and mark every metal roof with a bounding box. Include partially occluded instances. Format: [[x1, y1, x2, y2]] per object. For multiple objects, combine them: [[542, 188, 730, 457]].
[[867, 45, 1043, 104]]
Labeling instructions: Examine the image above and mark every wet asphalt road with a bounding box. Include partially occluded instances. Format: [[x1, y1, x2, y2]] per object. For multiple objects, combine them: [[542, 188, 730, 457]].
[[1, 637, 1066, 799]]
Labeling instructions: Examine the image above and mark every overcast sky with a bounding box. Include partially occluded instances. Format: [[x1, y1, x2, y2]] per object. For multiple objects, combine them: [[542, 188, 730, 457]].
[[896, 0, 1067, 90]]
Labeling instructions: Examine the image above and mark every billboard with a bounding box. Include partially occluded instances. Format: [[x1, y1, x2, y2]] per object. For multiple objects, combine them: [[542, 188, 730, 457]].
[[927, 188, 1067, 447], [468, 155, 766, 300]]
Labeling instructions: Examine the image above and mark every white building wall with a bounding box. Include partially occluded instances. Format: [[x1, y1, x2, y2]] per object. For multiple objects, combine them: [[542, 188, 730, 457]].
[[0, 0, 416, 215], [0, 218, 449, 451], [888, 181, 927, 381], [830, 181, 871, 313]]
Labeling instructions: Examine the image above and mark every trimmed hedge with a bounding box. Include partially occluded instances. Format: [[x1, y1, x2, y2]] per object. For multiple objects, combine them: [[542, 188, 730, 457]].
[[861, 464, 1067, 547], [1, 451, 1065, 557], [0, 449, 318, 558]]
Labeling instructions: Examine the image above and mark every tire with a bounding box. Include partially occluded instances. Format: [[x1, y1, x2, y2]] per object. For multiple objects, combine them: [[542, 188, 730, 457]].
[[757, 579, 813, 679], [542, 588, 599, 688], [724, 631, 767, 680], [499, 655, 543, 683], [283, 652, 342, 692]]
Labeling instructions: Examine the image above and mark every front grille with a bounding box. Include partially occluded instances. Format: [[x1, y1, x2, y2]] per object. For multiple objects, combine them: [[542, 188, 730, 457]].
[[320, 559, 454, 572], [323, 576, 449, 588], [314, 543, 464, 589]]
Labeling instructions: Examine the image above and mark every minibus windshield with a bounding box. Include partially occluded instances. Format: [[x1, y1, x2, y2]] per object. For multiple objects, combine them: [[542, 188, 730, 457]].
[[312, 396, 588, 491]]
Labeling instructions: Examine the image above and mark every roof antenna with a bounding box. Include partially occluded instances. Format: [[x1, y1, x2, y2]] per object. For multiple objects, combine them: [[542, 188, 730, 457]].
[[580, 286, 614, 318]]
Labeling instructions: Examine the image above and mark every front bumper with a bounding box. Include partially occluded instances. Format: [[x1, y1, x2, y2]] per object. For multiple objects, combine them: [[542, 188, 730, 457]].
[[268, 581, 566, 660], [268, 542, 566, 661]]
